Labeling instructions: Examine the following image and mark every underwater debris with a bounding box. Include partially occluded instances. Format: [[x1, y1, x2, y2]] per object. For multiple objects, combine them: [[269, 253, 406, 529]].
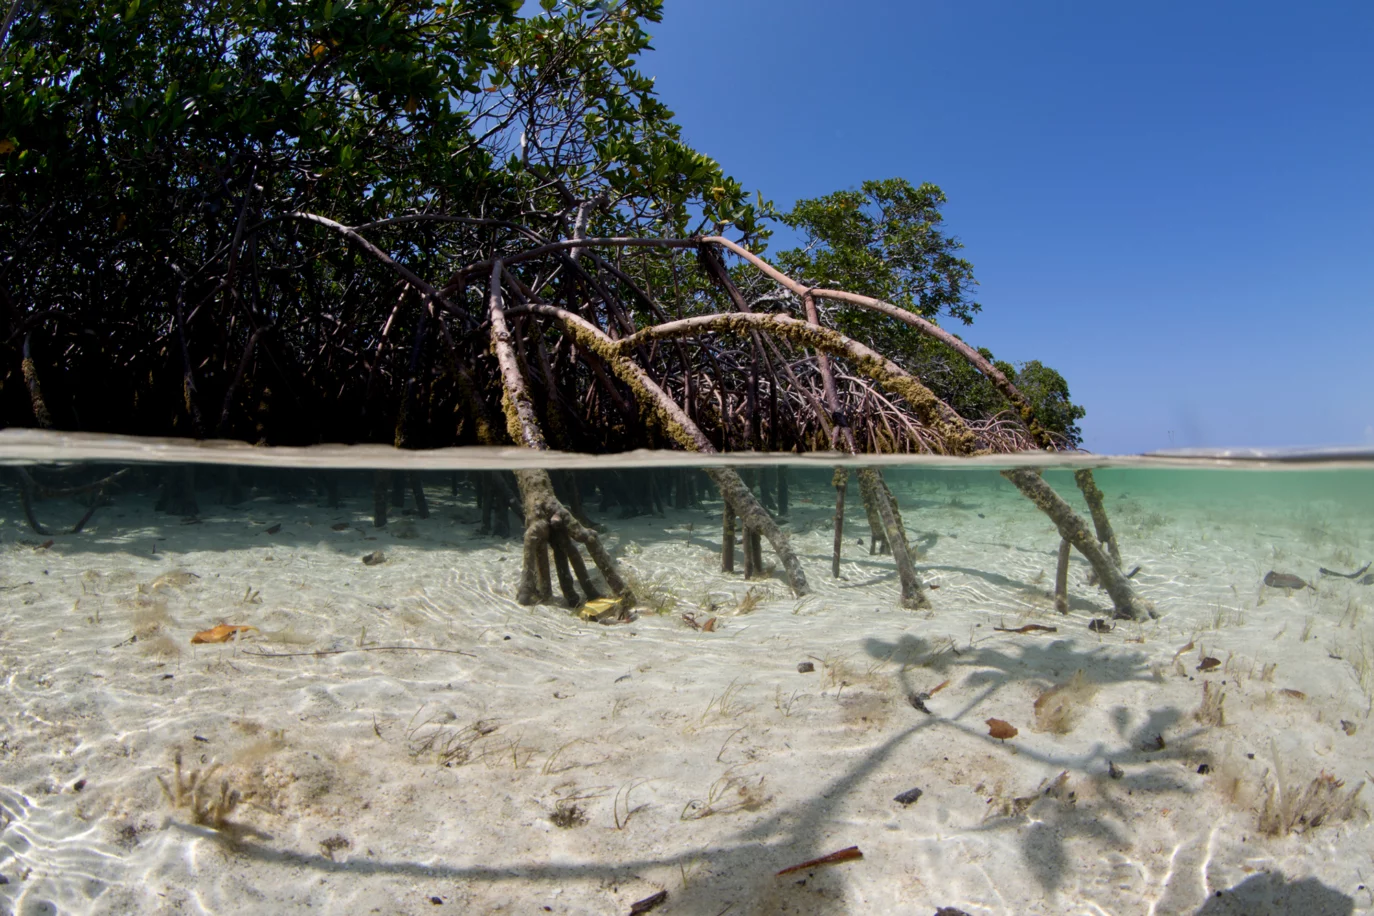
[[775, 846, 863, 877], [1319, 562, 1371, 579], [1088, 618, 1114, 633], [628, 890, 668, 915], [190, 624, 259, 644], [579, 595, 632, 623], [986, 718, 1018, 741], [1107, 761, 1124, 779], [1263, 571, 1314, 591], [264, 524, 281, 535], [893, 787, 923, 806], [908, 679, 950, 715], [330, 522, 351, 531], [797, 661, 815, 674], [1197, 656, 1221, 672], [550, 800, 588, 829], [319, 834, 351, 860], [993, 624, 1058, 635], [1279, 688, 1307, 700], [1341, 720, 1358, 736], [679, 610, 717, 631], [361, 550, 386, 566]]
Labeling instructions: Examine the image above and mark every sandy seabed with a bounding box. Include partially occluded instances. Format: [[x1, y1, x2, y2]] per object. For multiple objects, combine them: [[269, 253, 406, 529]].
[[1, 467, 1373, 916]]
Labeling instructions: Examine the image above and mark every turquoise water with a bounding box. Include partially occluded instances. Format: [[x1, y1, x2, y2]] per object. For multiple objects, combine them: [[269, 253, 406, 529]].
[[2, 438, 1372, 915]]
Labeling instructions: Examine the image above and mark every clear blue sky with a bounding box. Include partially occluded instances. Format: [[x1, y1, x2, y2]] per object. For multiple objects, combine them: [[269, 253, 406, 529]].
[[637, 1, 1374, 454]]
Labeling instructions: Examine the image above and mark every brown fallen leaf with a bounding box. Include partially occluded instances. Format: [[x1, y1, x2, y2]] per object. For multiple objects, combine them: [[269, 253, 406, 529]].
[[986, 718, 1018, 741], [1197, 657, 1221, 672], [994, 624, 1058, 634], [701, 616, 719, 632], [191, 624, 259, 644], [1279, 688, 1307, 700]]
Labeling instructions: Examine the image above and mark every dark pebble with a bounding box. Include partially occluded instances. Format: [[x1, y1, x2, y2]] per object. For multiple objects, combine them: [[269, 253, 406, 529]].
[[935, 908, 971, 916], [73, 779, 86, 792], [1197, 764, 1212, 775], [894, 787, 923, 806], [1088, 618, 1113, 633], [797, 662, 815, 674], [430, 896, 442, 905]]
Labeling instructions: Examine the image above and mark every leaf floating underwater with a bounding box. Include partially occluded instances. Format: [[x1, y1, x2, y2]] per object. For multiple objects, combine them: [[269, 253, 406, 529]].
[[579, 596, 633, 623], [1197, 657, 1221, 672], [1263, 571, 1314, 591], [986, 718, 1018, 741], [191, 624, 259, 644]]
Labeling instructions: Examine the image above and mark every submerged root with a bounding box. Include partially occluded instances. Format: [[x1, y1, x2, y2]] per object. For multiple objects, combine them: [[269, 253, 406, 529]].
[[515, 469, 628, 608]]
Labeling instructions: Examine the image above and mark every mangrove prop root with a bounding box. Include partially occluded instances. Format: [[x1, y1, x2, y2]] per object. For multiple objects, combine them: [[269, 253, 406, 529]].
[[13, 467, 131, 536], [21, 333, 53, 429], [408, 472, 430, 519], [1054, 538, 1071, 614], [515, 469, 624, 607], [831, 467, 847, 579], [858, 468, 928, 610], [707, 467, 809, 596], [1073, 469, 1122, 567], [373, 471, 390, 528], [857, 471, 888, 555], [722, 500, 737, 573], [1003, 468, 1154, 621]]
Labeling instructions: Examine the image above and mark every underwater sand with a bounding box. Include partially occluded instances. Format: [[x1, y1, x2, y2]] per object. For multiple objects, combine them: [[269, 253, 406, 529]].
[[2, 466, 1373, 915]]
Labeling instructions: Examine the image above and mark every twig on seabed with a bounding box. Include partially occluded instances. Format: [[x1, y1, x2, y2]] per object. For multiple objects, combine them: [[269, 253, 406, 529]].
[[628, 889, 668, 914], [244, 646, 476, 659], [775, 845, 864, 877]]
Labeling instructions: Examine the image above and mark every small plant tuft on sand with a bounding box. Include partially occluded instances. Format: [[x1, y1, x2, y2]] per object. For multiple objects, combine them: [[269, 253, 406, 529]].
[[1193, 680, 1226, 727], [680, 771, 770, 821], [1033, 671, 1096, 735], [1259, 768, 1365, 836], [157, 749, 242, 830]]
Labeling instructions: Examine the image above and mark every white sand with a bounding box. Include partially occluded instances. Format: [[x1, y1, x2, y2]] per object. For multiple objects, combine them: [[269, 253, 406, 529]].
[[1, 466, 1372, 915]]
